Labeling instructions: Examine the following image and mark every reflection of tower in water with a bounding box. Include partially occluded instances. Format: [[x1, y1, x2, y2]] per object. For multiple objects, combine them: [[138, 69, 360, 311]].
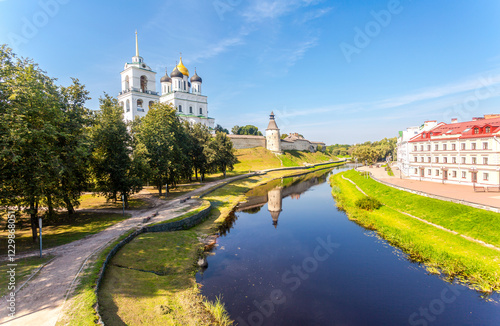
[[267, 187, 283, 228]]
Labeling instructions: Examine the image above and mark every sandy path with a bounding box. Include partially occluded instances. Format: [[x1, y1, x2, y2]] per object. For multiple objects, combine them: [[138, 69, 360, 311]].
[[0, 175, 249, 326]]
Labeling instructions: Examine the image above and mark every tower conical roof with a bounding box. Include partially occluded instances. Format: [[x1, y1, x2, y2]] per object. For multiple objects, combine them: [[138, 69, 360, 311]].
[[266, 111, 279, 130]]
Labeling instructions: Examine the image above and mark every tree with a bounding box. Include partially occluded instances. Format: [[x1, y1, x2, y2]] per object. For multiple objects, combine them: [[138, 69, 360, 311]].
[[281, 133, 288, 139], [53, 78, 92, 216], [0, 45, 64, 241], [184, 122, 211, 181], [352, 145, 379, 165], [215, 124, 229, 134], [90, 94, 139, 208], [207, 132, 237, 178], [231, 125, 240, 135], [136, 103, 186, 195], [233, 125, 263, 136]]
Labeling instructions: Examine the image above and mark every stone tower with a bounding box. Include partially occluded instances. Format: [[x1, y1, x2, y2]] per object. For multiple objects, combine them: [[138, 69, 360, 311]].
[[267, 187, 283, 228], [266, 111, 281, 153]]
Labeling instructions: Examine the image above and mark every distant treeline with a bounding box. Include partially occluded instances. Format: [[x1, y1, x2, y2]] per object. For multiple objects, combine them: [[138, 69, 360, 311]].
[[326, 137, 397, 164]]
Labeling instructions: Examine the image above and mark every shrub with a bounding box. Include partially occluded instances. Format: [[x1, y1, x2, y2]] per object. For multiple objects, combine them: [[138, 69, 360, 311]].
[[355, 196, 382, 211]]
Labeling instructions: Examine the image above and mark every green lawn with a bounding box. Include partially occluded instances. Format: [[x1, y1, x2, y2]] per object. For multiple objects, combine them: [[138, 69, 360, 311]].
[[331, 170, 500, 292], [345, 170, 500, 247], [79, 194, 150, 210], [0, 212, 130, 253], [0, 255, 54, 297]]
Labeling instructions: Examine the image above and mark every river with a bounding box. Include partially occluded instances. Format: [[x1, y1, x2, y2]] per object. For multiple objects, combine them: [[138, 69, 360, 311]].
[[196, 166, 500, 326]]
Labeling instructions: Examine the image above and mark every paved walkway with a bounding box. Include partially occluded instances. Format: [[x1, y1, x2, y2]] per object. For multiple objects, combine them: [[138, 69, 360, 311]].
[[357, 165, 500, 210], [0, 174, 252, 326]]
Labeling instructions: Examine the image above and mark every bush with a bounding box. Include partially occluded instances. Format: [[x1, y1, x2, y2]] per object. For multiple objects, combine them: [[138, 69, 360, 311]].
[[355, 196, 382, 211]]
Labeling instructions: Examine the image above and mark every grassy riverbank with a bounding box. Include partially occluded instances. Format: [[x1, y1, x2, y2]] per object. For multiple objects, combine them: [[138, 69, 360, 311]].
[[231, 147, 338, 173], [330, 170, 500, 293], [90, 162, 345, 325]]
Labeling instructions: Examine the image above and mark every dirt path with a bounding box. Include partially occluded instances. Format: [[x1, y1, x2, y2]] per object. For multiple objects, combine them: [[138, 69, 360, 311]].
[[0, 175, 250, 326]]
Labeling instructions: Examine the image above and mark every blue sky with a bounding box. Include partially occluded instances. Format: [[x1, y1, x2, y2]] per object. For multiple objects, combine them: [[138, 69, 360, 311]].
[[2, 0, 500, 144]]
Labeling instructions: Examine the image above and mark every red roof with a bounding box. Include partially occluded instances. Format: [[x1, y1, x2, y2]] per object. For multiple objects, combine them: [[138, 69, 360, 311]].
[[409, 116, 500, 142]]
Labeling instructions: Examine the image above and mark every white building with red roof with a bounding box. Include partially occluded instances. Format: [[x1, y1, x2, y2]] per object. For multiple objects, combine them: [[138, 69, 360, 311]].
[[403, 115, 500, 188]]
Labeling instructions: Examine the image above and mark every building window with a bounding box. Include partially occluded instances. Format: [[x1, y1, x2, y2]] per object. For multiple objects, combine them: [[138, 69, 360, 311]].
[[414, 146, 417, 151], [474, 128, 479, 134], [427, 169, 431, 175], [443, 144, 447, 151], [420, 145, 424, 151], [126, 99, 130, 112], [461, 143, 465, 150], [414, 168, 418, 174], [483, 157, 488, 165], [414, 157, 417, 162], [461, 157, 466, 164], [199, 107, 203, 115], [452, 144, 456, 150], [125, 76, 130, 90], [472, 157, 477, 164], [421, 157, 424, 162], [427, 145, 431, 151], [462, 171, 466, 179], [485, 126, 491, 133], [423, 133, 427, 139], [428, 157, 431, 163], [483, 142, 488, 150], [452, 157, 456, 163], [189, 106, 193, 114], [452, 171, 457, 178], [435, 157, 439, 163], [149, 101, 154, 109], [443, 157, 447, 163], [484, 173, 489, 181], [137, 99, 143, 107], [140, 76, 148, 92], [435, 144, 439, 151], [435, 169, 440, 176], [471, 143, 476, 150], [179, 105, 182, 112]]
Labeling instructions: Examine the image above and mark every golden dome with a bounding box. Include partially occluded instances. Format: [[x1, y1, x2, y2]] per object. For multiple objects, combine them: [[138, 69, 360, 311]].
[[176, 55, 189, 77]]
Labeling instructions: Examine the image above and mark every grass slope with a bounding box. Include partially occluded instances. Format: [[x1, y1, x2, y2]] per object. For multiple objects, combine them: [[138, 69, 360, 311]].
[[331, 170, 500, 292], [232, 147, 282, 172]]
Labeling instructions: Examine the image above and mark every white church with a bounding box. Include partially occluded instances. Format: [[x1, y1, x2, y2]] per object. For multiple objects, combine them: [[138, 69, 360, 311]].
[[117, 32, 215, 129]]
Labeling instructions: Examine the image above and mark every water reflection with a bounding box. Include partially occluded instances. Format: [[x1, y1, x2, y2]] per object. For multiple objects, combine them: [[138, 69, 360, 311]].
[[236, 170, 328, 229]]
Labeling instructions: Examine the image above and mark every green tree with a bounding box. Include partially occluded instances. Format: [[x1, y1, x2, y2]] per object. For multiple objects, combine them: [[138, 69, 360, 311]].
[[136, 103, 185, 195], [280, 133, 288, 139], [231, 125, 240, 135], [53, 78, 92, 216], [215, 124, 229, 134], [207, 132, 237, 178], [0, 45, 63, 241], [90, 94, 139, 208], [184, 122, 211, 181], [237, 125, 263, 136], [352, 145, 379, 165]]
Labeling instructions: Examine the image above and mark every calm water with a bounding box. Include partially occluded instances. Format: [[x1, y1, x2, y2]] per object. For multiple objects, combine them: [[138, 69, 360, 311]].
[[196, 167, 500, 326]]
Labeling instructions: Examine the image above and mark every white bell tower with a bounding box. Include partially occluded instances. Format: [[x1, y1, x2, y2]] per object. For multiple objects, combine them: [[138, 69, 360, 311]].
[[118, 31, 160, 122]]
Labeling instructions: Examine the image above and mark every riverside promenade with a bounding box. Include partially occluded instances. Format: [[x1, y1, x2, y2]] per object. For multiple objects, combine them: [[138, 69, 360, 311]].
[[357, 165, 500, 212]]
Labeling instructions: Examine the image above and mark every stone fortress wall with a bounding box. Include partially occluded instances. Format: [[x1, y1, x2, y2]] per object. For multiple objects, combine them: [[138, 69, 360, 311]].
[[227, 134, 266, 149]]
